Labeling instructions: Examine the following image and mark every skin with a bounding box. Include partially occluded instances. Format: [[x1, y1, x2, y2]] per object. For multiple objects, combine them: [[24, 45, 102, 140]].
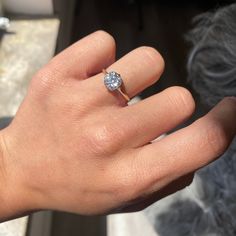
[[0, 31, 236, 222]]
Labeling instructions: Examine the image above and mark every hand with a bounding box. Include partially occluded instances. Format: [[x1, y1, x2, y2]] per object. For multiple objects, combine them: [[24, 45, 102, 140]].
[[0, 31, 236, 221]]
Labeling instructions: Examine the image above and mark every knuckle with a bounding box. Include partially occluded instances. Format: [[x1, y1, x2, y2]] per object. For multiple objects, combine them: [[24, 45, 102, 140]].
[[94, 30, 116, 49], [88, 125, 114, 154], [30, 67, 58, 93], [85, 123, 124, 155], [203, 119, 231, 157], [137, 46, 165, 74], [166, 86, 195, 116]]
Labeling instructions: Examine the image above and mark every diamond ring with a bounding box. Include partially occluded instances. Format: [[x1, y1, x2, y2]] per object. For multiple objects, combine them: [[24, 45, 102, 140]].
[[103, 69, 130, 102]]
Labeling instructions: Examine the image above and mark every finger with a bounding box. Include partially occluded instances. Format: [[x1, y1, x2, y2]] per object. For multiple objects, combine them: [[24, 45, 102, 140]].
[[37, 31, 116, 81], [120, 86, 195, 147], [85, 46, 165, 105], [131, 97, 236, 196], [116, 173, 194, 213]]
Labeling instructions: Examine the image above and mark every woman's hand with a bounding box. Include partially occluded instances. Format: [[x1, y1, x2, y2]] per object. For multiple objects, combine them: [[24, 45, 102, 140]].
[[0, 31, 236, 221]]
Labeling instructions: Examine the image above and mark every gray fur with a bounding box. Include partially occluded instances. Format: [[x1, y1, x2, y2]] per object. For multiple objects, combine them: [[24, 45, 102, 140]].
[[145, 4, 236, 236], [187, 4, 236, 107]]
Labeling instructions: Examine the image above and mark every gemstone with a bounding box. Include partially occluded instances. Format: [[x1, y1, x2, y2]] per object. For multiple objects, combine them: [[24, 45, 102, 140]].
[[104, 71, 123, 91]]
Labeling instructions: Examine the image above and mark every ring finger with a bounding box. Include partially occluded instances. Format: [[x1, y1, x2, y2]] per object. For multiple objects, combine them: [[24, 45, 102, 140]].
[[83, 46, 165, 106]]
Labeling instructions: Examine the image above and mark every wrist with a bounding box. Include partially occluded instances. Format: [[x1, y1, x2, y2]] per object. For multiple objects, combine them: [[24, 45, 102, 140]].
[[0, 129, 41, 222]]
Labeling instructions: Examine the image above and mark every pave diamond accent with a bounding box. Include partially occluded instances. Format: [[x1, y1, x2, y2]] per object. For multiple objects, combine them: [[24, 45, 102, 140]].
[[104, 71, 123, 91]]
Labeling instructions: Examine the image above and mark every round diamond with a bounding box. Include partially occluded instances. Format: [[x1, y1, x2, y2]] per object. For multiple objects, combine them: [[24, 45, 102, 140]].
[[104, 71, 123, 91]]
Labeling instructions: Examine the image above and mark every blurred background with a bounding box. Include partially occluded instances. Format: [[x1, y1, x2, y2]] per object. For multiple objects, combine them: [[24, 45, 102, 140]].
[[0, 0, 235, 235]]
